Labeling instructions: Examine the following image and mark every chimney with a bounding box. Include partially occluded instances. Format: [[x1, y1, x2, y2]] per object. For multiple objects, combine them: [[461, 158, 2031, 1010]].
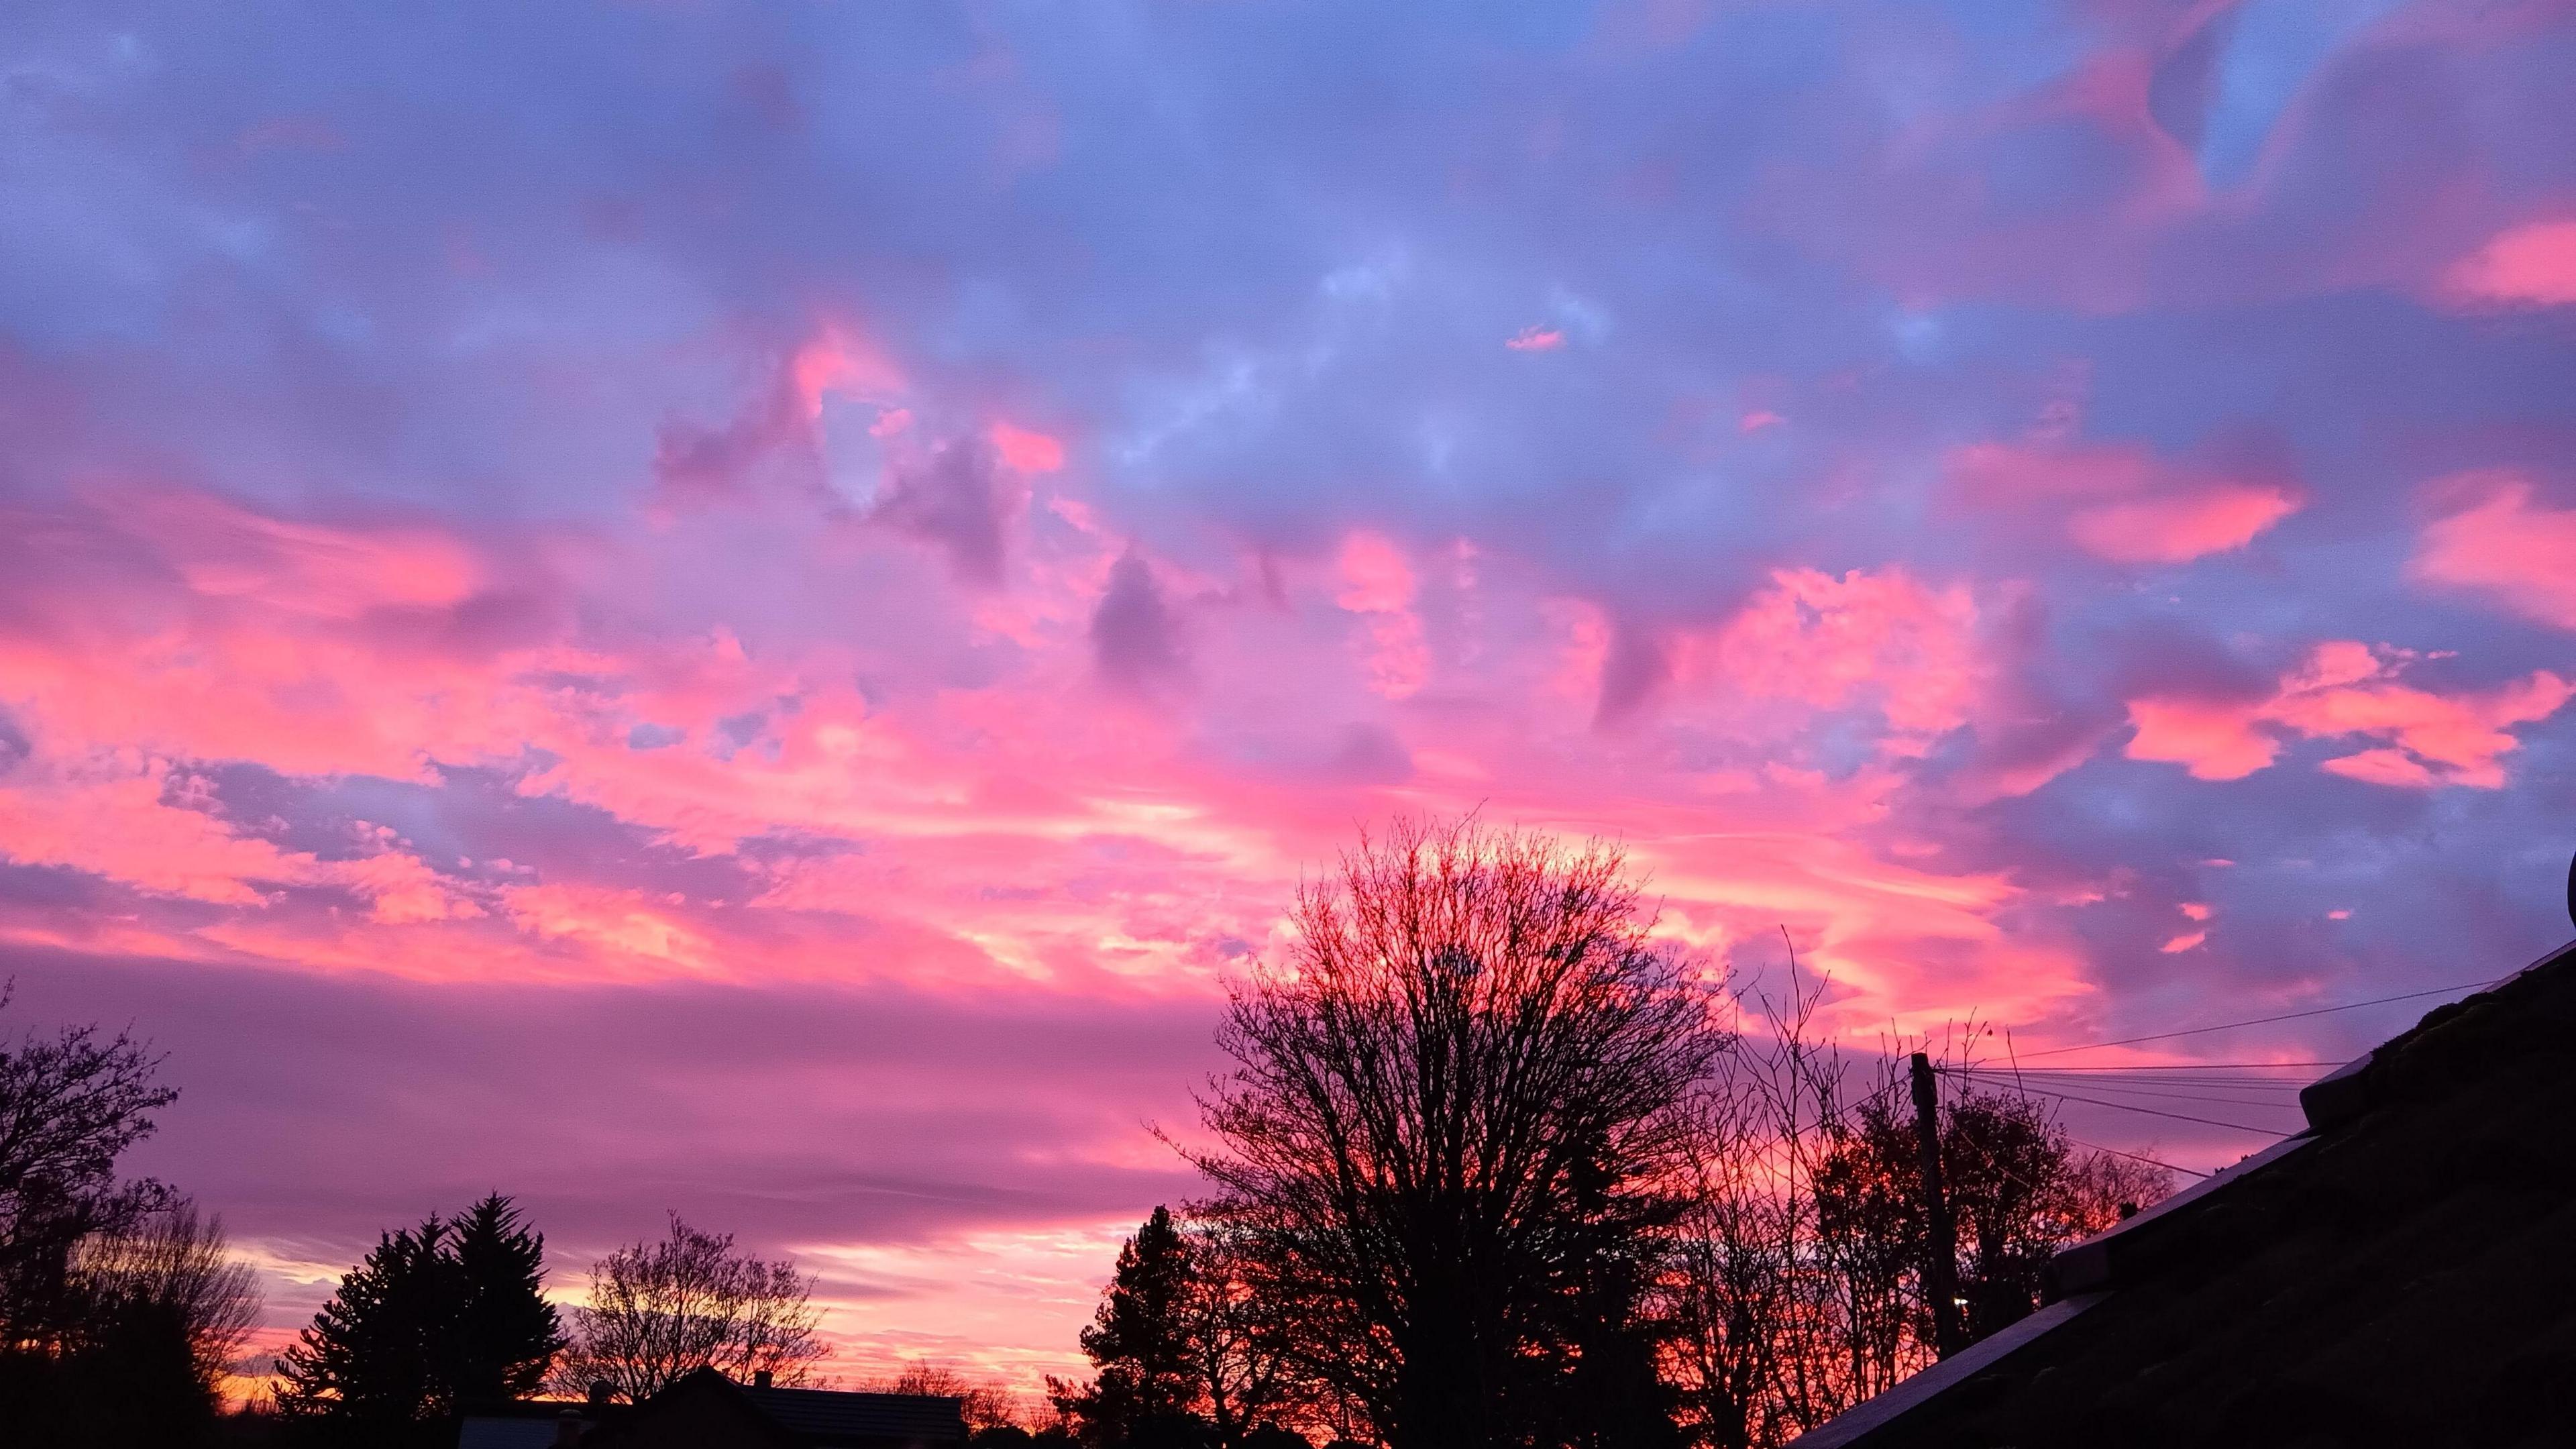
[[554, 1408, 585, 1448], [754, 1369, 773, 1389]]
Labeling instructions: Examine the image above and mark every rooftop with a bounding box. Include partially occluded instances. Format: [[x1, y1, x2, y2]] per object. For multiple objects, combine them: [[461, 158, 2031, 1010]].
[[1789, 936, 2576, 1448]]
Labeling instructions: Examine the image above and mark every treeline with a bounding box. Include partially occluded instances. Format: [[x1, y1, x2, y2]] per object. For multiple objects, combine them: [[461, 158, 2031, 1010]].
[[1040, 820, 2167, 1449], [0, 983, 866, 1448], [7, 816, 2165, 1449], [268, 1203, 830, 1446]]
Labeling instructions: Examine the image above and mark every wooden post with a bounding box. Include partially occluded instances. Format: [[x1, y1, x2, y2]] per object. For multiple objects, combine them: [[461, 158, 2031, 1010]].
[[1910, 1051, 1967, 1358]]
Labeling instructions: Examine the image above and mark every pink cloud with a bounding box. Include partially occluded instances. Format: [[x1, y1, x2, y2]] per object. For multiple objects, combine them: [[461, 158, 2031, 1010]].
[[2440, 219, 2576, 308], [1504, 325, 1566, 352], [1737, 409, 1784, 433], [115, 485, 486, 617], [2068, 483, 2299, 563], [1335, 533, 1430, 698], [1680, 567, 1983, 751], [2318, 748, 2438, 788], [2410, 472, 2576, 629], [1949, 441, 2161, 501], [1952, 441, 2300, 562], [789, 323, 906, 420], [2127, 641, 2573, 788], [657, 320, 908, 499], [989, 421, 1067, 473], [2125, 696, 2278, 780]]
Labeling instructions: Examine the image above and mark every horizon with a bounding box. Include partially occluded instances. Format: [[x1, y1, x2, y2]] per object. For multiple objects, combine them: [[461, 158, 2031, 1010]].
[[5, 0, 2575, 1401]]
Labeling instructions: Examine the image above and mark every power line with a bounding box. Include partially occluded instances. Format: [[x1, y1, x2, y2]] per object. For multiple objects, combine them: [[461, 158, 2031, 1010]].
[[1956, 1078, 2299, 1136], [1951, 1069, 2312, 1113], [1986, 1061, 2340, 1072], [2014, 977, 2504, 1059], [2002, 1076, 2310, 1089], [1996, 1070, 2316, 1085], [2060, 1133, 2212, 1181]]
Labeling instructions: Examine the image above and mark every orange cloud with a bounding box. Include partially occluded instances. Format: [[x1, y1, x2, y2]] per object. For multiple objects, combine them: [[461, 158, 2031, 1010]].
[[2440, 219, 2576, 309], [2410, 472, 2576, 630], [502, 881, 718, 974]]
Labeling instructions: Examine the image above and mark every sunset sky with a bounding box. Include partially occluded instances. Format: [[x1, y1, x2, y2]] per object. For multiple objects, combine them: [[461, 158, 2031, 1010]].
[[6, 0, 2576, 1393]]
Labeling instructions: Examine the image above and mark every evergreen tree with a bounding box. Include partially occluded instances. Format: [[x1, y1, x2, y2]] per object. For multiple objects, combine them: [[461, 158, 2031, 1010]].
[[275, 1220, 455, 1441], [275, 1195, 561, 1443], [1055, 1207, 1203, 1446], [448, 1194, 564, 1403]]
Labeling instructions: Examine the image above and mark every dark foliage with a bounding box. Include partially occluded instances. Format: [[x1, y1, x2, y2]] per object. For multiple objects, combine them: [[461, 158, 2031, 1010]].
[[1815, 1089, 2158, 1351], [554, 1212, 822, 1402], [448, 1195, 565, 1403], [0, 984, 179, 1350], [1186, 819, 1731, 1449], [1892, 957, 2576, 1448], [0, 994, 255, 1448], [1053, 1206, 1202, 1446], [274, 1193, 563, 1443]]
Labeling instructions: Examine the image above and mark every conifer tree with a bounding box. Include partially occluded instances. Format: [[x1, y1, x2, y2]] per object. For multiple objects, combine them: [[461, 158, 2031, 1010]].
[[449, 1193, 565, 1403], [275, 1220, 455, 1438], [1054, 1206, 1204, 1446], [274, 1195, 561, 1442]]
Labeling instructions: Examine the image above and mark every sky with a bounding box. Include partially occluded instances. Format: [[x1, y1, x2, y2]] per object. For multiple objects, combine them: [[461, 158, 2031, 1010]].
[[5, 0, 2576, 1396]]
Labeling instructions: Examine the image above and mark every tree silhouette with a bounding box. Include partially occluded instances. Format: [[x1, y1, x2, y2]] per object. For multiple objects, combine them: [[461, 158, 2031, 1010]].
[[1175, 1219, 1301, 1449], [66, 1199, 261, 1406], [2, 1195, 262, 1449], [0, 991, 248, 1448], [555, 1214, 824, 1403], [1185, 818, 1729, 1449], [276, 1219, 456, 1442], [448, 1194, 564, 1403], [0, 984, 178, 1351], [1053, 1207, 1203, 1446], [274, 1195, 563, 1442]]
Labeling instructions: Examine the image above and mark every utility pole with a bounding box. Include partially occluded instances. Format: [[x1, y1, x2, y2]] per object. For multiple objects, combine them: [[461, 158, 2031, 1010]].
[[1909, 1051, 1967, 1358]]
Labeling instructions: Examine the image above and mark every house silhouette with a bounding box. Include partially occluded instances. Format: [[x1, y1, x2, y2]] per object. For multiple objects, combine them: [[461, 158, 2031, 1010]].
[[1786, 936, 2576, 1448]]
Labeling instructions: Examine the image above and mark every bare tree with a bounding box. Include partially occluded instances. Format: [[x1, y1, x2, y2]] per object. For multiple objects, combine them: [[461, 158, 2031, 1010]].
[[0, 984, 179, 1349], [1659, 963, 2176, 1449], [1177, 1218, 1303, 1449], [881, 1361, 1025, 1431], [1663, 953, 1874, 1448], [1185, 817, 1731, 1449], [555, 1214, 825, 1402], [68, 1197, 262, 1401]]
